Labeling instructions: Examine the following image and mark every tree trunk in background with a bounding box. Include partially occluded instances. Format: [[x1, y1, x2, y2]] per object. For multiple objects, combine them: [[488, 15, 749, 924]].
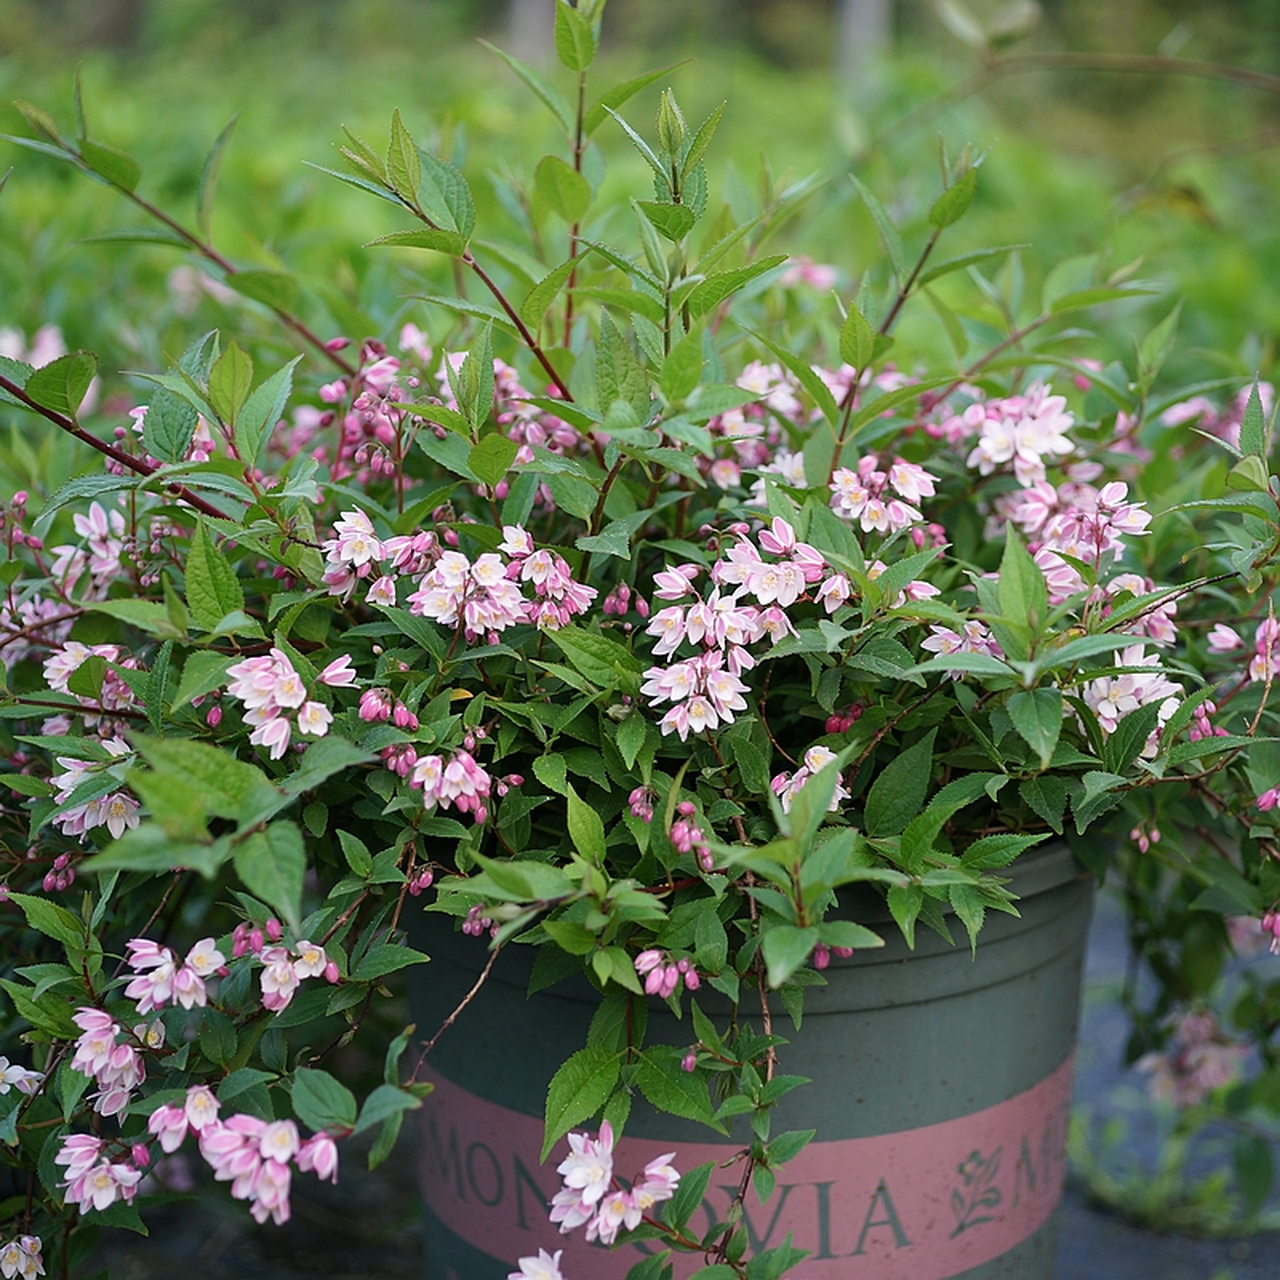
[[837, 0, 892, 85], [507, 0, 556, 64]]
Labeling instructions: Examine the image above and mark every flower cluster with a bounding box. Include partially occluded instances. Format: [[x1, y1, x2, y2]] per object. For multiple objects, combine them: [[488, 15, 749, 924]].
[[228, 922, 336, 1012], [548, 1123, 681, 1247], [54, 1135, 144, 1214], [771, 744, 849, 813], [1136, 1010, 1248, 1108], [199, 1115, 338, 1225], [224, 649, 353, 759], [69, 1009, 153, 1118], [0, 1236, 43, 1280], [124, 936, 225, 1013]]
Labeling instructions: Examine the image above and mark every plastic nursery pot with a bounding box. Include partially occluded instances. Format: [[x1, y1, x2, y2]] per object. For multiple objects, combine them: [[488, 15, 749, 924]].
[[408, 844, 1093, 1280]]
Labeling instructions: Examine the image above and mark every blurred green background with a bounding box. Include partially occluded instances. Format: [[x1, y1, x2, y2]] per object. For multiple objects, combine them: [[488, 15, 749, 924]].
[[1, 0, 1278, 398]]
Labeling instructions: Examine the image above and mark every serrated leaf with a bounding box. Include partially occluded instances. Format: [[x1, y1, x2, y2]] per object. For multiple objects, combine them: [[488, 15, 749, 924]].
[[1007, 688, 1062, 769], [520, 254, 582, 331], [585, 62, 684, 134], [365, 227, 468, 256], [233, 822, 305, 933], [235, 355, 301, 469], [1241, 380, 1267, 458], [185, 520, 245, 630], [469, 433, 520, 488], [864, 730, 936, 837], [542, 1046, 619, 1160], [387, 108, 421, 202], [762, 924, 819, 987], [839, 304, 877, 370], [208, 340, 253, 427], [141, 389, 197, 463], [352, 944, 430, 981], [24, 351, 97, 418], [636, 200, 697, 243], [687, 255, 786, 320], [928, 167, 978, 229], [568, 781, 607, 863]]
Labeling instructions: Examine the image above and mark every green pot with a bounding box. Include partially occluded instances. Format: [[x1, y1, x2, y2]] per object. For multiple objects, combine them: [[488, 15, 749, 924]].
[[409, 844, 1093, 1279]]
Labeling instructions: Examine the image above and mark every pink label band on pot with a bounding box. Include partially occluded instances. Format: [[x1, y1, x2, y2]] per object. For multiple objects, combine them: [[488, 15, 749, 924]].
[[419, 1054, 1074, 1279]]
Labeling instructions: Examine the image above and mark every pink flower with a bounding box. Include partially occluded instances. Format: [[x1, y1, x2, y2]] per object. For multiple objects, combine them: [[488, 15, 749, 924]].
[[508, 1249, 566, 1280]]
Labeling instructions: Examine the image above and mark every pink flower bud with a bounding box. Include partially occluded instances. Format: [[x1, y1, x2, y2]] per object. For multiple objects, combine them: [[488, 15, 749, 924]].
[[42, 871, 57, 893], [325, 336, 352, 352], [131, 1143, 151, 1167], [265, 918, 283, 942], [324, 960, 340, 984], [24, 535, 41, 550], [681, 1052, 697, 1073], [206, 703, 223, 729]]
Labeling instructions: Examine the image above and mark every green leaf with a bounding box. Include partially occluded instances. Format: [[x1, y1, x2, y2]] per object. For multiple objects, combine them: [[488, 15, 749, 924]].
[[79, 138, 141, 191], [997, 524, 1048, 644], [568, 781, 607, 863], [839, 305, 877, 370], [7, 892, 85, 948], [142, 389, 197, 463], [197, 113, 238, 240], [1234, 1134, 1274, 1217], [208, 340, 253, 427], [226, 269, 299, 313], [520, 255, 583, 331], [282, 736, 374, 796], [387, 108, 421, 202], [352, 944, 430, 981], [133, 734, 269, 817], [636, 200, 697, 243], [24, 351, 97, 418], [419, 152, 475, 240], [750, 329, 838, 427], [916, 244, 1024, 288], [366, 227, 468, 257], [291, 1067, 358, 1132], [479, 40, 574, 134], [851, 175, 905, 279], [1018, 776, 1067, 835], [928, 167, 978, 229], [233, 822, 306, 932], [762, 925, 819, 987], [237, 355, 301, 469], [585, 62, 684, 134], [660, 329, 704, 402], [185, 520, 245, 629], [535, 154, 592, 224], [1240, 380, 1267, 458], [172, 650, 235, 711], [542, 1045, 620, 1160], [353, 1083, 422, 1136], [469, 434, 520, 488], [1007, 688, 1062, 770], [864, 730, 936, 837], [13, 99, 63, 145], [554, 0, 598, 71], [635, 1046, 718, 1127], [687, 255, 787, 320]]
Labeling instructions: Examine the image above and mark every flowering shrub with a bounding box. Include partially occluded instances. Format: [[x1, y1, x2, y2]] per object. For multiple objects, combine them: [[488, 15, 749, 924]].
[[2, 1, 1280, 1272]]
